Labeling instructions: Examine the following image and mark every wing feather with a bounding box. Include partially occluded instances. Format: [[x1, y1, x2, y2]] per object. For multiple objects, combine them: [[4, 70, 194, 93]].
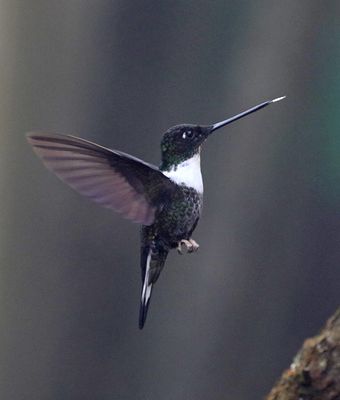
[[27, 133, 173, 225]]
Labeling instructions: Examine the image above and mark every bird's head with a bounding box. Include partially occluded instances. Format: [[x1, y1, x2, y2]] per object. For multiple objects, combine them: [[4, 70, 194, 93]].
[[160, 124, 210, 171]]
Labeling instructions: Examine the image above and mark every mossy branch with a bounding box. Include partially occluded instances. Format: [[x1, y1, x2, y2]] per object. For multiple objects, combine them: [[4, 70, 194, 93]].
[[266, 308, 340, 400]]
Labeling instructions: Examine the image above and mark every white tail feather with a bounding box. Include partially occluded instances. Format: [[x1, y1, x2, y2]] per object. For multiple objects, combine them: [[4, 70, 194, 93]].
[[141, 251, 152, 305]]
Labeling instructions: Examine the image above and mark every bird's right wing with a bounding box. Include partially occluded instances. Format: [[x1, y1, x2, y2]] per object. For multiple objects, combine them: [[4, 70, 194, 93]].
[[27, 133, 174, 225]]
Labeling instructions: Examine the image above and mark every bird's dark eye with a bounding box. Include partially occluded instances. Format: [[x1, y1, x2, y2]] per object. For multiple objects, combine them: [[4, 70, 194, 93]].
[[182, 130, 193, 139]]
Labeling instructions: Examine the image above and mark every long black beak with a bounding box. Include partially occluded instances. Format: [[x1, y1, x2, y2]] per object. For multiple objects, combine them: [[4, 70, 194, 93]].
[[210, 96, 286, 133]]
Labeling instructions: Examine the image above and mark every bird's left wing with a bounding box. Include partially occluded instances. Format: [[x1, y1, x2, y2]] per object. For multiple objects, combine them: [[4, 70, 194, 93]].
[[27, 133, 173, 225]]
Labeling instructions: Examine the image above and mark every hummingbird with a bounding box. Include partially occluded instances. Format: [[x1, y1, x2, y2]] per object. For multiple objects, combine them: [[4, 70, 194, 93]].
[[27, 96, 285, 329]]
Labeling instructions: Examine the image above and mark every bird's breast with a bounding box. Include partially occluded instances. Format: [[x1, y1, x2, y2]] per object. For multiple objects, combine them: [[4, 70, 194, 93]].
[[154, 186, 202, 245], [162, 153, 203, 194]]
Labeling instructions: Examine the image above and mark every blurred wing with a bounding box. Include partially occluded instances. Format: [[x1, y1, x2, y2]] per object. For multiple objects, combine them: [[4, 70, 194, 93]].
[[27, 133, 172, 225]]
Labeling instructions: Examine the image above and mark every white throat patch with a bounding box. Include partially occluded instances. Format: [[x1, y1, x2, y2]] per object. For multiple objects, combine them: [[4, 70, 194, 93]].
[[163, 153, 203, 193]]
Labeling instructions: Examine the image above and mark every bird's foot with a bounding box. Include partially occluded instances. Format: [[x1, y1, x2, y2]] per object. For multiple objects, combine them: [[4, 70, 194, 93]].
[[177, 239, 200, 254]]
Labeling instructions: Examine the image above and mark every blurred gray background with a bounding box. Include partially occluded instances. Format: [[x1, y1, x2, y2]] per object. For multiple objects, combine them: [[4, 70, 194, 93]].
[[1, 1, 340, 399]]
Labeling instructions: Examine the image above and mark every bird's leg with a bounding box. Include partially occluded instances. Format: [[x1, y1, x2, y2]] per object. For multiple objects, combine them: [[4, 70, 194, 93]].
[[177, 238, 200, 254], [177, 239, 191, 254]]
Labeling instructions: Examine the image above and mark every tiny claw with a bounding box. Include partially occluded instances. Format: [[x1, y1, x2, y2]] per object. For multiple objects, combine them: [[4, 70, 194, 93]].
[[188, 238, 199, 252], [177, 239, 200, 254]]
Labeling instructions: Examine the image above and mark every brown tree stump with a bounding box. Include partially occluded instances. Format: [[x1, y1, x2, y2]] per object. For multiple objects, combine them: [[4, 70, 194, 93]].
[[266, 308, 340, 400]]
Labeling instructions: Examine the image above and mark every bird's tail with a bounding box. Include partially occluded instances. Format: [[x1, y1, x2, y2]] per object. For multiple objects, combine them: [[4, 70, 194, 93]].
[[139, 244, 168, 329]]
